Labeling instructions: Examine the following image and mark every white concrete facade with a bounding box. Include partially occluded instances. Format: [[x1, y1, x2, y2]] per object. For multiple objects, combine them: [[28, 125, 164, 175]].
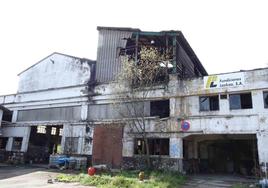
[[0, 52, 95, 158], [91, 68, 268, 172], [0, 51, 267, 173]]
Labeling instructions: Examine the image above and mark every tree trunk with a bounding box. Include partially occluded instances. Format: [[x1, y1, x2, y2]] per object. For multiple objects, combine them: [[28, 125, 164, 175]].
[[144, 136, 151, 169]]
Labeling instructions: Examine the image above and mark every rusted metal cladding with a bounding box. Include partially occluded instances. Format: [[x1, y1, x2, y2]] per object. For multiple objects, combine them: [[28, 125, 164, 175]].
[[17, 106, 81, 121], [96, 29, 133, 83], [92, 124, 123, 168]]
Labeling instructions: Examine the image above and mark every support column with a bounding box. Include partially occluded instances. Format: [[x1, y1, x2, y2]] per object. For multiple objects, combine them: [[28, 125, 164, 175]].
[[170, 137, 183, 172], [169, 98, 176, 117], [172, 36, 177, 74], [0, 109, 3, 135], [81, 104, 88, 121], [6, 137, 13, 151], [193, 139, 198, 159], [11, 110, 18, 123], [122, 137, 134, 157], [135, 33, 139, 64], [257, 132, 268, 173], [21, 127, 31, 152]]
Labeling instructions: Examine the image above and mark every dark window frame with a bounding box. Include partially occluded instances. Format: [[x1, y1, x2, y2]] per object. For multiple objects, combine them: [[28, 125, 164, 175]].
[[229, 92, 253, 110], [134, 138, 170, 156], [199, 95, 219, 111], [12, 137, 22, 151], [150, 100, 170, 118], [0, 137, 8, 150], [264, 91, 268, 108]]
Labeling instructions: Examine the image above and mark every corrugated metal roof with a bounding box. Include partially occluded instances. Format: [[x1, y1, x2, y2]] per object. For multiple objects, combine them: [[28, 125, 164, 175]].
[[97, 26, 140, 32]]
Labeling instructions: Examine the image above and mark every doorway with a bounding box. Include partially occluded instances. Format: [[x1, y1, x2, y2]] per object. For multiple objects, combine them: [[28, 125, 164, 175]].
[[26, 125, 63, 163], [183, 134, 259, 176]]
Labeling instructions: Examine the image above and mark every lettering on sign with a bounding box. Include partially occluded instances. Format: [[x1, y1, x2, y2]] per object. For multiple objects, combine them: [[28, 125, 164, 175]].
[[204, 72, 245, 89]]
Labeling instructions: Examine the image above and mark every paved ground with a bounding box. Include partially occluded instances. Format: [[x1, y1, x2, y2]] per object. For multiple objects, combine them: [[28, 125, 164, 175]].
[[0, 166, 94, 188], [181, 174, 257, 188]]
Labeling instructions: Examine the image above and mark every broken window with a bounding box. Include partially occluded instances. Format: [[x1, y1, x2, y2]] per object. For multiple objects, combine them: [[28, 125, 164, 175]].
[[12, 137, 22, 151], [229, 93, 252, 110], [199, 95, 219, 111], [220, 94, 227, 99], [0, 137, 8, 150], [51, 127, 57, 135], [37, 126, 46, 134], [150, 100, 170, 118], [264, 92, 268, 108], [2, 111, 13, 122], [134, 138, 169, 155], [59, 128, 63, 136], [64, 137, 79, 154]]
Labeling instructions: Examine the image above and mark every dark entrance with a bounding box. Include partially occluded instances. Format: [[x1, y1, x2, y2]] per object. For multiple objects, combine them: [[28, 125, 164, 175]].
[[183, 134, 259, 176], [92, 124, 123, 168], [27, 125, 63, 163]]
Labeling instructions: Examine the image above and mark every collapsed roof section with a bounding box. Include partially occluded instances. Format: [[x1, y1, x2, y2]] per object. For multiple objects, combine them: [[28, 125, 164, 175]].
[[96, 26, 208, 83]]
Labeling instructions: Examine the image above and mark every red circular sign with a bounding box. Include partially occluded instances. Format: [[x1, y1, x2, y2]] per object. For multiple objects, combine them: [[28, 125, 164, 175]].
[[181, 121, 190, 131]]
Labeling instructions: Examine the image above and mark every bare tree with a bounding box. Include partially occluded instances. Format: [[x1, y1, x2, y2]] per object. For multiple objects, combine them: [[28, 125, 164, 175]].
[[113, 46, 171, 168]]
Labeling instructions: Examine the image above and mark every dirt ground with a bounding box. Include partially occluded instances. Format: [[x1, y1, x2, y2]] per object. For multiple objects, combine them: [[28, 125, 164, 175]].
[[0, 165, 94, 188]]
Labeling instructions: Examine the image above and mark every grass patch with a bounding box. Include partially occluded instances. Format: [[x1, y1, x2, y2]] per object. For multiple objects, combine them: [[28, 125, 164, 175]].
[[57, 170, 185, 188]]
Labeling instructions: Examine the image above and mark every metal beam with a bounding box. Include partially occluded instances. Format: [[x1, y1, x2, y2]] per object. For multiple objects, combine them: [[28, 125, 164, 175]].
[[172, 36, 177, 74]]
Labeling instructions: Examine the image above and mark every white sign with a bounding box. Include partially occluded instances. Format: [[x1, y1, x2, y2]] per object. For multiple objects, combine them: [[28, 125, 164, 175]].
[[204, 72, 245, 89]]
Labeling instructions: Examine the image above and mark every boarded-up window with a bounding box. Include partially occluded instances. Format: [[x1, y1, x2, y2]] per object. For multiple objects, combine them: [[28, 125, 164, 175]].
[[12, 137, 22, 151], [64, 137, 79, 154], [17, 106, 81, 122], [92, 125, 123, 168]]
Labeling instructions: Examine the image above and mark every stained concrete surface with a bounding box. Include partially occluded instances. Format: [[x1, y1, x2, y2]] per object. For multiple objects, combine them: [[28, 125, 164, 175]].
[[0, 166, 94, 188], [181, 174, 257, 188]]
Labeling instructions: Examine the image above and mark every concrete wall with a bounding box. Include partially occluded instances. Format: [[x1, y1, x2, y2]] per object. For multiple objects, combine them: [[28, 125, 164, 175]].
[[0, 53, 95, 158], [1, 126, 30, 152], [0, 49, 267, 171], [92, 68, 268, 171], [62, 123, 93, 155], [18, 53, 94, 93]]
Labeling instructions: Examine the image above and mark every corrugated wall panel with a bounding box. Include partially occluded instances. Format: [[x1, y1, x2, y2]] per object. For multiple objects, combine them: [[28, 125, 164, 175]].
[[17, 106, 81, 121], [177, 43, 196, 78], [88, 102, 150, 120], [96, 30, 133, 83]]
